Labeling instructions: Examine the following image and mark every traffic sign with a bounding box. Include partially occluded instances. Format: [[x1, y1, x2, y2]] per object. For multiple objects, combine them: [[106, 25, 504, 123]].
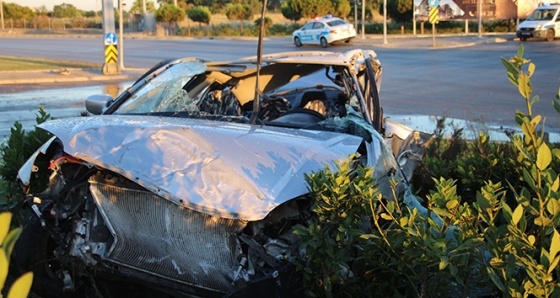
[[429, 8, 439, 24], [104, 32, 118, 45], [429, 0, 439, 8]]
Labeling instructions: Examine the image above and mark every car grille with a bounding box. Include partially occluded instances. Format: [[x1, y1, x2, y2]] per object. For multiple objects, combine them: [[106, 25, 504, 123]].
[[90, 181, 246, 293], [519, 28, 535, 32]]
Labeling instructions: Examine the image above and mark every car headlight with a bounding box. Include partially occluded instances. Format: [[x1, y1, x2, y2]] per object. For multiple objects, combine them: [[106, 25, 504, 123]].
[[535, 24, 543, 30]]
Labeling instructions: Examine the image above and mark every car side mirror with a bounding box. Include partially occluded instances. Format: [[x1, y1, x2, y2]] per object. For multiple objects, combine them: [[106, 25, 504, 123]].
[[85, 94, 114, 115]]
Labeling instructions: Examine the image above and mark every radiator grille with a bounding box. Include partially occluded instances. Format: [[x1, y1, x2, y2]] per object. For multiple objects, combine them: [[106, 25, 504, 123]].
[[90, 181, 246, 292]]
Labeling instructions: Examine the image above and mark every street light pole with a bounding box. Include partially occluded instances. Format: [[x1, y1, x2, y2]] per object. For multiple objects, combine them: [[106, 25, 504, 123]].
[[354, 0, 357, 33], [478, 0, 482, 38], [119, 0, 125, 69], [361, 0, 365, 39], [1, 0, 4, 30], [413, 6, 416, 35], [383, 0, 388, 44]]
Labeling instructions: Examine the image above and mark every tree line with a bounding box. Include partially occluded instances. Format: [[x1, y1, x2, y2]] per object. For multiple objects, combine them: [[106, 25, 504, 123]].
[[1, 0, 414, 26]]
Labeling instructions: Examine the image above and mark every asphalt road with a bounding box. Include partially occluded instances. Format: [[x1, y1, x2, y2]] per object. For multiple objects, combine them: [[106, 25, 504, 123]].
[[0, 36, 559, 139]]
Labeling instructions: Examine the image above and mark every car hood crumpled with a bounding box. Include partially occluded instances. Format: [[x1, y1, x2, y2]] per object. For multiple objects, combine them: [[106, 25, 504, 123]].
[[37, 115, 363, 221]]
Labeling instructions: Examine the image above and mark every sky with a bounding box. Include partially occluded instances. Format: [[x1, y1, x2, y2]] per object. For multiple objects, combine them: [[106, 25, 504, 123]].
[[19, 0, 109, 12]]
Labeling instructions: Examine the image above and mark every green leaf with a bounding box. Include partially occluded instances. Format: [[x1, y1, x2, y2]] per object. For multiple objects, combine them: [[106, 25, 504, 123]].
[[535, 216, 553, 227], [527, 62, 535, 77], [512, 204, 523, 226], [528, 235, 536, 246], [446, 199, 458, 210], [7, 272, 33, 298], [553, 98, 560, 113], [439, 257, 448, 270], [530, 115, 541, 127], [549, 256, 560, 274], [546, 198, 560, 217], [3, 228, 22, 258], [380, 213, 394, 221], [550, 230, 560, 261], [518, 73, 532, 100], [552, 176, 559, 192], [399, 217, 408, 227], [0, 249, 7, 291], [537, 143, 552, 170], [0, 212, 11, 246], [490, 257, 506, 269]]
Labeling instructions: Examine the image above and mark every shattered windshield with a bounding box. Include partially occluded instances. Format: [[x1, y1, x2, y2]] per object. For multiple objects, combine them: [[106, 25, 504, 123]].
[[115, 61, 207, 114]]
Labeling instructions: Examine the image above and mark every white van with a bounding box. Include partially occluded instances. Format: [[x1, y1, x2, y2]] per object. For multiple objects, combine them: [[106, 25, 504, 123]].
[[516, 3, 560, 41]]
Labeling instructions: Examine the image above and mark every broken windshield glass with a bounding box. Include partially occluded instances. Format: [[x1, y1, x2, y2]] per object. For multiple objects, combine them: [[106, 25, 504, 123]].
[[115, 61, 207, 114]]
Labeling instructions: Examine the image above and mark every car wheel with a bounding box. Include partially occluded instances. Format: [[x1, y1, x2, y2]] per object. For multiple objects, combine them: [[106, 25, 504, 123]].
[[546, 29, 555, 42], [12, 215, 69, 297], [320, 37, 328, 48], [345, 38, 352, 44], [294, 37, 302, 47]]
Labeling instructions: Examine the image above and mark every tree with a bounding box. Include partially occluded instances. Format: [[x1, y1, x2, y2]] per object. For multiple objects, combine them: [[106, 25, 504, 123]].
[[2, 2, 36, 19], [281, 0, 334, 21], [129, 0, 157, 14], [281, 0, 303, 22], [267, 0, 283, 12], [83, 10, 97, 17], [186, 6, 211, 28], [331, 0, 352, 18], [253, 16, 272, 36], [300, 0, 334, 19], [52, 3, 81, 18], [155, 4, 186, 22], [225, 4, 253, 33], [155, 4, 186, 34], [379, 0, 413, 24]]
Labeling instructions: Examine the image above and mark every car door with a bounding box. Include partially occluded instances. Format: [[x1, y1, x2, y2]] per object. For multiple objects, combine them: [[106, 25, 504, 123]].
[[299, 22, 316, 44], [311, 22, 326, 44]]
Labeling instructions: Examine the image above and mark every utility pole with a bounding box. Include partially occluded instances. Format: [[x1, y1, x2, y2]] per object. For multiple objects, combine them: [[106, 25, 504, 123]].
[[354, 0, 357, 32], [361, 1, 365, 39], [119, 0, 125, 70], [478, 0, 482, 38], [383, 0, 388, 44], [413, 5, 416, 35], [1, 0, 4, 30], [102, 0, 119, 74]]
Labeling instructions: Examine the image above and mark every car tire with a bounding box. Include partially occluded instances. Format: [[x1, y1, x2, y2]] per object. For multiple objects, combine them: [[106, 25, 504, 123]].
[[320, 37, 328, 48], [345, 38, 352, 44], [546, 29, 555, 42], [294, 37, 302, 47], [12, 215, 69, 297]]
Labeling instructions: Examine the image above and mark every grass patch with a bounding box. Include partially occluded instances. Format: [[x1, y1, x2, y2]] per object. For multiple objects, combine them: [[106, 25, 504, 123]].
[[0, 56, 101, 71]]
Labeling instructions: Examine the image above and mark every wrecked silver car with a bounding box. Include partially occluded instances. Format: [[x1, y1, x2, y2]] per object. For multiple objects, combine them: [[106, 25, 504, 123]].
[[13, 49, 424, 297]]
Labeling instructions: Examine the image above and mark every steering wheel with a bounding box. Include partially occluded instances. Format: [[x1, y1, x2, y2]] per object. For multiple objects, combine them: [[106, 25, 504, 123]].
[[270, 108, 326, 125]]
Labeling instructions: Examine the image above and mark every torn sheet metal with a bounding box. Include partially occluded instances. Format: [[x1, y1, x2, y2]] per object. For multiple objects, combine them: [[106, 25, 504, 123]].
[[38, 115, 363, 221]]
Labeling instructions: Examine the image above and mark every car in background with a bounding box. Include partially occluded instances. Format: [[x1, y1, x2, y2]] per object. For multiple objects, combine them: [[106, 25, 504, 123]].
[[292, 15, 357, 48], [516, 3, 560, 41]]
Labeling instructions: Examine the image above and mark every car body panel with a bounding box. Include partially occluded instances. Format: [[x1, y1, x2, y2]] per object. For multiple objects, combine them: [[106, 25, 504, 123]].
[[34, 115, 363, 221]]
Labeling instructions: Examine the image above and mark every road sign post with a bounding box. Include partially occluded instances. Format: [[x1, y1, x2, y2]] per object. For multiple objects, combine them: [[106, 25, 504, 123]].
[[102, 0, 120, 75], [429, 0, 439, 47]]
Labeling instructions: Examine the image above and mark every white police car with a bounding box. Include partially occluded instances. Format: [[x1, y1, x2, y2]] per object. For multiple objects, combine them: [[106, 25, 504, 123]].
[[516, 3, 560, 41], [292, 15, 357, 48]]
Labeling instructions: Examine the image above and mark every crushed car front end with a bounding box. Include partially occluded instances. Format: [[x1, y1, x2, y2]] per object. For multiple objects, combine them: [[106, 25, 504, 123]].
[[13, 49, 425, 297]]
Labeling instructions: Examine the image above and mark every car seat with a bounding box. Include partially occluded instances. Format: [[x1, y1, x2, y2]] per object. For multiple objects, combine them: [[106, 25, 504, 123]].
[[198, 89, 242, 116], [300, 91, 328, 115]]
